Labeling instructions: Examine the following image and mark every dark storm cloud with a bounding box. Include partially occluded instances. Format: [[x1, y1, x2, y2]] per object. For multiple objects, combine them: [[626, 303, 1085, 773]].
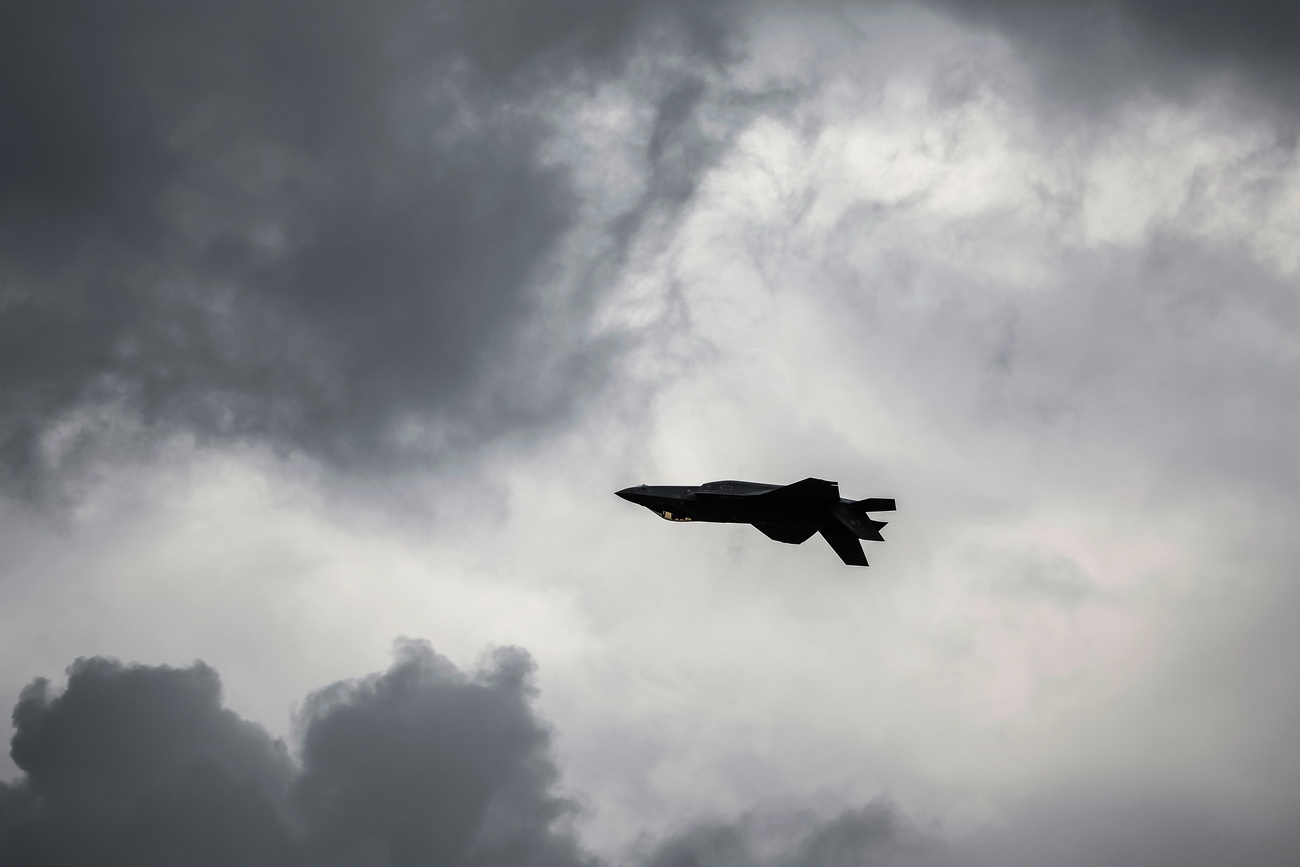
[[0, 641, 592, 867], [926, 0, 1300, 108], [0, 656, 296, 865], [293, 643, 588, 867], [0, 0, 739, 497]]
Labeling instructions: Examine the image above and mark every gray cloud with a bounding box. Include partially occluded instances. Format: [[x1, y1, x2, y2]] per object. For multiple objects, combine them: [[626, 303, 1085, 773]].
[[7, 0, 1299, 504], [6, 649, 1288, 865], [293, 643, 587, 867], [0, 647, 947, 867], [0, 641, 591, 867], [925, 0, 1300, 110], [0, 0, 742, 499], [639, 806, 946, 867], [961, 788, 1300, 867], [3, 645, 1298, 866], [0, 656, 296, 865]]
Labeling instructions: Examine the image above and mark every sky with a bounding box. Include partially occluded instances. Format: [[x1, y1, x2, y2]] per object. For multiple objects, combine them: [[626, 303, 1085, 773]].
[[1, 1, 1298, 865]]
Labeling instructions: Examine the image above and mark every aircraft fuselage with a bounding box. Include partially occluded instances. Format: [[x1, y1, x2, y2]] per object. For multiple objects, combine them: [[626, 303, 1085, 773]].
[[616, 478, 895, 565]]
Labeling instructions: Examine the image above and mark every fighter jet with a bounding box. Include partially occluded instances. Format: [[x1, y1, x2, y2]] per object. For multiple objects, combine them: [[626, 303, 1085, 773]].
[[616, 478, 894, 566]]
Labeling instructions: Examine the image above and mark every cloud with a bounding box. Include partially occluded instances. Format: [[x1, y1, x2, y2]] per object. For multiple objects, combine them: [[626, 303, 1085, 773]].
[[0, 655, 296, 865], [638, 805, 947, 867], [0, 646, 949, 867], [6, 0, 1298, 504], [960, 787, 1300, 867], [0, 0, 743, 499], [0, 641, 591, 867], [293, 642, 587, 867], [926, 0, 1300, 110], [8, 646, 1292, 867]]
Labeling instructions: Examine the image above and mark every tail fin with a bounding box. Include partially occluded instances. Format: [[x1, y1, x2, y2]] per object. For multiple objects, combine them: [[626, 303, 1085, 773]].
[[852, 497, 895, 512]]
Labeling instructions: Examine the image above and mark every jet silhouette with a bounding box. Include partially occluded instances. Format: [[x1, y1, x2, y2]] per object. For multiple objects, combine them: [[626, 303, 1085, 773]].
[[616, 477, 894, 566]]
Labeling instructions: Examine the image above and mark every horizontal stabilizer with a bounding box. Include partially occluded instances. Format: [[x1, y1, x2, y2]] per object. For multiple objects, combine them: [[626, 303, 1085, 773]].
[[830, 505, 887, 541], [820, 525, 868, 566], [753, 524, 818, 545], [853, 497, 896, 512]]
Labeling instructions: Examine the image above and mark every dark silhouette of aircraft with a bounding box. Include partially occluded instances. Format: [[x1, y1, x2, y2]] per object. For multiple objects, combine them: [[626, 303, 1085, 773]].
[[616, 478, 894, 566]]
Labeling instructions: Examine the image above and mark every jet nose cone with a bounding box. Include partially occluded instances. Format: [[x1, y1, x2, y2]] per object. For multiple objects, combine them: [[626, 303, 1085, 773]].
[[616, 485, 645, 502]]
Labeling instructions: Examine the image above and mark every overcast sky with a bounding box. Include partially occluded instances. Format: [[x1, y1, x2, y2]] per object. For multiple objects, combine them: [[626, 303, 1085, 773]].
[[2, 2, 1298, 865]]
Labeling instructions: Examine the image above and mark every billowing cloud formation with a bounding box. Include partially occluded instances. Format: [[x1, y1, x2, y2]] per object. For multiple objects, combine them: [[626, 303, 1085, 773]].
[[0, 646, 944, 867], [0, 642, 591, 867], [6, 0, 1300, 502], [0, 0, 740, 497], [1, 656, 295, 866], [6, 647, 1295, 867]]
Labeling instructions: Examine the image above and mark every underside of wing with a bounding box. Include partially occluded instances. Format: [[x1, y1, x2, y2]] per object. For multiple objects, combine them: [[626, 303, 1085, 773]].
[[753, 523, 819, 545], [819, 525, 869, 566]]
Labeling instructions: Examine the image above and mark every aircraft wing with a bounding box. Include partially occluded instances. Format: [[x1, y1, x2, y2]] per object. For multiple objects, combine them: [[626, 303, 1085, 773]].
[[755, 477, 840, 506], [753, 523, 818, 544], [695, 478, 840, 504], [819, 525, 869, 566]]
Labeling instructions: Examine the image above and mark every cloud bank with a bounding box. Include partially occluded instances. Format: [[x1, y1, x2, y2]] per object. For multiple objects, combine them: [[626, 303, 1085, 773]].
[[0, 0, 743, 498], [0, 642, 593, 867], [4, 647, 1296, 866], [0, 647, 939, 867], [8, 0, 1300, 499]]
